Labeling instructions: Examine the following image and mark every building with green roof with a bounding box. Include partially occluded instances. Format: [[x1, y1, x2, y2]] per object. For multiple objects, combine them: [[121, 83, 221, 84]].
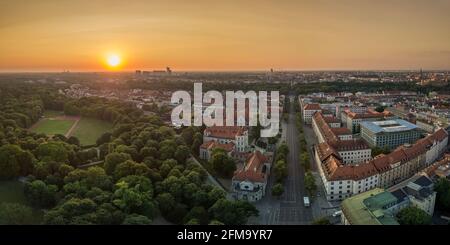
[[341, 188, 399, 225]]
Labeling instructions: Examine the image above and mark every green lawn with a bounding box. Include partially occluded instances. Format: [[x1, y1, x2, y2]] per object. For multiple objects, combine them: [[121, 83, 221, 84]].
[[71, 117, 113, 146], [31, 118, 75, 135]]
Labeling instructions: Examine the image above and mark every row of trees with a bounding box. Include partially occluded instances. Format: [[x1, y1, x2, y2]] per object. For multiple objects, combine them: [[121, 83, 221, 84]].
[[297, 111, 310, 171], [272, 143, 289, 198], [296, 102, 317, 198]]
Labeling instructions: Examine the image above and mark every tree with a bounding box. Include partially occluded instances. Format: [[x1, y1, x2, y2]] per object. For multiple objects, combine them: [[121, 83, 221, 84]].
[[272, 183, 284, 198], [208, 199, 258, 225], [209, 149, 236, 178], [159, 145, 176, 160], [112, 175, 157, 219], [24, 180, 58, 208], [185, 218, 200, 225], [43, 198, 97, 224], [140, 146, 158, 160], [0, 144, 35, 179], [301, 153, 310, 170], [434, 178, 450, 212], [208, 220, 224, 225], [103, 152, 131, 175], [114, 145, 139, 161], [85, 166, 112, 190], [277, 143, 289, 156], [122, 214, 152, 225], [273, 160, 287, 182], [156, 193, 177, 217], [114, 160, 150, 180], [312, 217, 331, 225], [183, 206, 209, 225], [174, 145, 190, 164], [371, 146, 391, 157], [96, 132, 112, 146], [181, 127, 195, 145], [0, 203, 34, 225], [304, 171, 317, 196], [375, 105, 386, 113], [67, 136, 80, 146], [397, 206, 432, 225], [35, 141, 69, 163]]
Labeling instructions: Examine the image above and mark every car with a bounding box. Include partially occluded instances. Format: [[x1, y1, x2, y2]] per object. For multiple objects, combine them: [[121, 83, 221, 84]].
[[332, 210, 342, 217]]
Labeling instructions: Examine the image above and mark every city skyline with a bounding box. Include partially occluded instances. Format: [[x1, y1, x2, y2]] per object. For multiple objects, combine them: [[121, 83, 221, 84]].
[[1, 0, 450, 72]]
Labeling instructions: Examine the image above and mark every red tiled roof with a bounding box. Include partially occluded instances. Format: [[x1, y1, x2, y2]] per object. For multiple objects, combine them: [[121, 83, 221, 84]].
[[322, 155, 378, 181], [316, 142, 340, 161], [200, 141, 234, 152], [233, 151, 268, 183], [330, 127, 351, 136], [317, 119, 448, 180], [304, 103, 321, 110], [204, 126, 246, 140], [313, 112, 339, 142], [323, 116, 340, 123], [330, 139, 369, 151]]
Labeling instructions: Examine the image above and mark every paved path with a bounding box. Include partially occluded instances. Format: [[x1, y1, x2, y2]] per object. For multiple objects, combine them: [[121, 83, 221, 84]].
[[65, 116, 81, 137]]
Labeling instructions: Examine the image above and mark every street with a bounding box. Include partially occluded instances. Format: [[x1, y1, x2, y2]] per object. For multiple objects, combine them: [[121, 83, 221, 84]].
[[250, 96, 313, 224]]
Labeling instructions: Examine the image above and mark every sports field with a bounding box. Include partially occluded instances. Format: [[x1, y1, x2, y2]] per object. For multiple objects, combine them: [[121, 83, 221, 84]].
[[30, 110, 113, 146], [30, 110, 77, 136], [71, 117, 113, 146]]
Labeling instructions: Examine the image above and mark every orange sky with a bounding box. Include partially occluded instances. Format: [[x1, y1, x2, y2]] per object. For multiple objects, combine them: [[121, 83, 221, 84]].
[[0, 0, 449, 72]]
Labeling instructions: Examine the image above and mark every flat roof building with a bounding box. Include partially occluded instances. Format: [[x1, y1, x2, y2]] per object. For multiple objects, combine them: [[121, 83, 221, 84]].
[[360, 119, 422, 149], [341, 188, 399, 225]]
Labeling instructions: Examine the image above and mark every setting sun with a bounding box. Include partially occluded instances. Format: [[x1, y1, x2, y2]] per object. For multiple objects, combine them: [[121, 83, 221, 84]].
[[106, 54, 121, 68]]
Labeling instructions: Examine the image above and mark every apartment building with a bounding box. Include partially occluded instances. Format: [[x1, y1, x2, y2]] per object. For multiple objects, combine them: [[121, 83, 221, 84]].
[[302, 103, 322, 124], [314, 129, 448, 201]]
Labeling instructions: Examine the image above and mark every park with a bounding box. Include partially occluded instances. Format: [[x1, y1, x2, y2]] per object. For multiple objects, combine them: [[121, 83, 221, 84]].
[[30, 110, 113, 146]]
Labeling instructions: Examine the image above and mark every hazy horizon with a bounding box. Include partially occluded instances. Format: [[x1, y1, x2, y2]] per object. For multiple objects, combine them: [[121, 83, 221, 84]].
[[1, 0, 450, 71]]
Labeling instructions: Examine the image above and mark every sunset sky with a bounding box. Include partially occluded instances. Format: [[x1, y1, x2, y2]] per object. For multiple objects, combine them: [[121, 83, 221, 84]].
[[1, 0, 450, 72]]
